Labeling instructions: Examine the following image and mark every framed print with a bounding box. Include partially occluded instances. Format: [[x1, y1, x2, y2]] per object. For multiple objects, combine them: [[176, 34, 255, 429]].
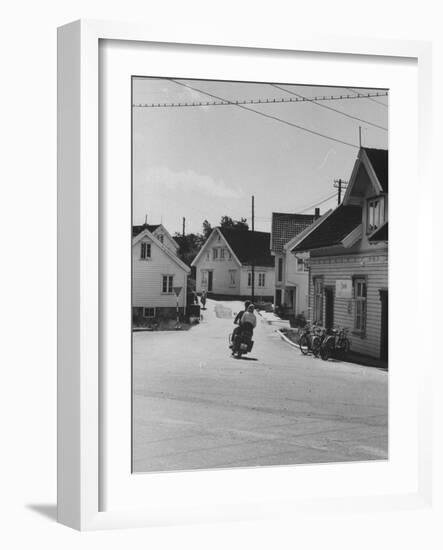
[[57, 19, 433, 530]]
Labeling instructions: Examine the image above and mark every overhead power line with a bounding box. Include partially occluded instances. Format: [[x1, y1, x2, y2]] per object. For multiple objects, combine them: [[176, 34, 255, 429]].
[[346, 87, 388, 108], [271, 84, 388, 131], [169, 79, 359, 149], [132, 91, 389, 109], [298, 192, 337, 214]]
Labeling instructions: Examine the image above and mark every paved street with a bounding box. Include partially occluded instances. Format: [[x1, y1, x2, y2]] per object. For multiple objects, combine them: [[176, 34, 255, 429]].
[[133, 299, 388, 472]]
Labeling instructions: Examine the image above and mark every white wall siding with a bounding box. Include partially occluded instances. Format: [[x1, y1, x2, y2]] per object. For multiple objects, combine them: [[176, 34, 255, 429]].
[[153, 227, 178, 255], [194, 231, 240, 294], [133, 236, 187, 308], [239, 266, 275, 297], [309, 252, 388, 358]]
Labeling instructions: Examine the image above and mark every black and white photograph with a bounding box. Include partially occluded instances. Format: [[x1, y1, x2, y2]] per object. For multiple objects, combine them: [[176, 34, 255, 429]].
[[131, 77, 389, 473]]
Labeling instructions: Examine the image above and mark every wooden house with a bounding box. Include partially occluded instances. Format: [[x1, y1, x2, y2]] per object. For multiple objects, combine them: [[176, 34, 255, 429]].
[[270, 212, 318, 315], [132, 225, 190, 325], [291, 147, 388, 360], [191, 227, 275, 300]]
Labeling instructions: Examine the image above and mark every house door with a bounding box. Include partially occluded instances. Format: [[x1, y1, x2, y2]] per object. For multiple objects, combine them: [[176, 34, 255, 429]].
[[380, 290, 388, 360], [324, 287, 334, 329], [207, 271, 213, 292], [289, 289, 296, 313]]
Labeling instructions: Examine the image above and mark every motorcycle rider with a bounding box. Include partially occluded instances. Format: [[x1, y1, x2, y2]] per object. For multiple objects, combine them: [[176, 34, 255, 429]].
[[230, 300, 251, 350], [239, 304, 257, 335]]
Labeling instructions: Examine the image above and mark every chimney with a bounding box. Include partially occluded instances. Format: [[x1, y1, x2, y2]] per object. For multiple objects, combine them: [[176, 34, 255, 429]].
[[314, 208, 320, 219]]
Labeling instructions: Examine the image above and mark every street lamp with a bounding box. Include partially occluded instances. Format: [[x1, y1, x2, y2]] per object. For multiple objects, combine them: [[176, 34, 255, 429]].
[[173, 286, 183, 329]]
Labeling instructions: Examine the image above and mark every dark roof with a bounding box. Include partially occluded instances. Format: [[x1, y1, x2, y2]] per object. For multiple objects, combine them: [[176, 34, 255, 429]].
[[363, 148, 388, 192], [271, 213, 316, 253], [368, 222, 388, 242], [132, 224, 160, 238], [219, 228, 274, 267], [293, 205, 362, 252]]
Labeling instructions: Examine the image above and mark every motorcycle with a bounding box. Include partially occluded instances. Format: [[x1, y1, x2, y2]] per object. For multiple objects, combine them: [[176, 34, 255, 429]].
[[229, 325, 254, 358]]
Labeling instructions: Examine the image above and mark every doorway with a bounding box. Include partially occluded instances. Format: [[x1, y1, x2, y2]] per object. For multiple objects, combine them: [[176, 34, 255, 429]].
[[380, 289, 388, 360], [207, 271, 213, 292], [324, 287, 334, 330]]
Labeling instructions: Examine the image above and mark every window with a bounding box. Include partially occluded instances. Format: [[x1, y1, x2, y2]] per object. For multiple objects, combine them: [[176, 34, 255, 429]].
[[229, 270, 236, 286], [296, 256, 309, 272], [313, 277, 323, 324], [206, 252, 210, 260], [140, 241, 151, 260], [157, 233, 164, 244], [162, 275, 174, 294], [354, 278, 367, 332], [367, 197, 385, 233], [277, 257, 283, 282], [228, 250, 232, 260], [247, 271, 253, 287], [258, 273, 266, 287], [201, 271, 208, 285], [143, 307, 155, 318], [212, 248, 218, 260], [220, 248, 225, 260]]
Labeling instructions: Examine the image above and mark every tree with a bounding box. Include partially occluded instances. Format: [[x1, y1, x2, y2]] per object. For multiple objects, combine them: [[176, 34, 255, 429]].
[[174, 232, 202, 266], [202, 219, 212, 240], [219, 216, 249, 230]]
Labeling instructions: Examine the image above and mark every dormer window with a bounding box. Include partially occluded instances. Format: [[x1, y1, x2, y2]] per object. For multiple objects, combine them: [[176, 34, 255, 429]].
[[367, 197, 385, 234]]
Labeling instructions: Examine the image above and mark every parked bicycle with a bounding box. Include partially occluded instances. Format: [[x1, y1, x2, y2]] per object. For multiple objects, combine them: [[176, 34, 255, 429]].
[[299, 322, 324, 357], [320, 327, 350, 361]]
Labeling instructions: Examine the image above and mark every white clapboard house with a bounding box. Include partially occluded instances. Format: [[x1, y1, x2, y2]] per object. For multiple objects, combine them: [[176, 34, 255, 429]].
[[270, 212, 318, 316], [291, 147, 388, 360], [132, 223, 190, 325], [192, 227, 275, 300]]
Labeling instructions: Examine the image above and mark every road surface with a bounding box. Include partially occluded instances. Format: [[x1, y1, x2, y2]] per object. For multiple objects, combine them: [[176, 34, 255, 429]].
[[133, 299, 388, 472]]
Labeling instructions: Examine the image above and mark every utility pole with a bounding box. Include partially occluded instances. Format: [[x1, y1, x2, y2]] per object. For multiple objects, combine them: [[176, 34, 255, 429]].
[[359, 126, 362, 147], [333, 179, 348, 205], [182, 217, 186, 236], [251, 195, 255, 302]]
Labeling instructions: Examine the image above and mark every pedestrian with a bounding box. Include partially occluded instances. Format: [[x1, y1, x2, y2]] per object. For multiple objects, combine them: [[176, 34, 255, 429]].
[[201, 289, 207, 309]]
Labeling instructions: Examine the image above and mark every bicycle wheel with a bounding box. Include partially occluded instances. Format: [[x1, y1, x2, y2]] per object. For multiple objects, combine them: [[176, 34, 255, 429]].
[[299, 334, 309, 355], [340, 337, 350, 357], [311, 336, 321, 357], [320, 340, 332, 361]]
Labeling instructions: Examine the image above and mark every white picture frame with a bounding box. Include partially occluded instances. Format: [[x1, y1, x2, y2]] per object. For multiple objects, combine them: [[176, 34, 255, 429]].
[[57, 19, 433, 531]]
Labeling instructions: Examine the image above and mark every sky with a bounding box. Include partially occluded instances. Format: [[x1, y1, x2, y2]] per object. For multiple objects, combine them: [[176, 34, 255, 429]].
[[132, 78, 388, 235]]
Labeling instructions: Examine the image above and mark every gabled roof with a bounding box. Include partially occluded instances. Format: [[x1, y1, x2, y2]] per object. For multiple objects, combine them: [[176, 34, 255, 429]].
[[220, 228, 274, 267], [271, 213, 316, 254], [364, 148, 388, 192], [293, 205, 362, 252], [132, 229, 190, 273], [343, 147, 388, 205], [368, 221, 388, 242], [285, 210, 333, 252], [191, 227, 274, 268], [133, 223, 179, 250], [132, 224, 160, 237]]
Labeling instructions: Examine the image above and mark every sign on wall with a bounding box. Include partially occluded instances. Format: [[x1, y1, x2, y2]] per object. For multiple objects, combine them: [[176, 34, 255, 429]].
[[336, 279, 353, 299]]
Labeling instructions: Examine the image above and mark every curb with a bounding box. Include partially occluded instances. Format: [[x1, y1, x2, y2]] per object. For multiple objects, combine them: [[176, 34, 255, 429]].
[[276, 329, 300, 350]]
